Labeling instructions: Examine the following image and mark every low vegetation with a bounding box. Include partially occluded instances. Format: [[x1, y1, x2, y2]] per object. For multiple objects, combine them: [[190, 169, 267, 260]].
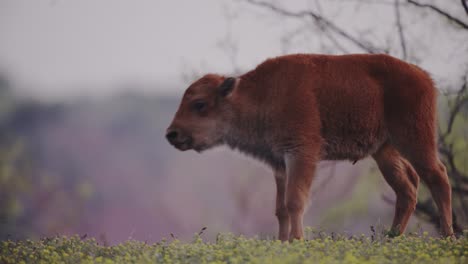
[[1, 230, 467, 264]]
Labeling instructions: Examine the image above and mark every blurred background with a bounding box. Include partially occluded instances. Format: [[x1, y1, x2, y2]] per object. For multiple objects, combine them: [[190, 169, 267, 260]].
[[1, 0, 467, 244]]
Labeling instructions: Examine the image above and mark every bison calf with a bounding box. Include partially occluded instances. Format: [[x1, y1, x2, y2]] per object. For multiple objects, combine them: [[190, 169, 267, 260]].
[[166, 54, 454, 241]]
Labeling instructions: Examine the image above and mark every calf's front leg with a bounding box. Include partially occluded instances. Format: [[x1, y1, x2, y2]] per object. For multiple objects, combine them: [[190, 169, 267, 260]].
[[285, 152, 317, 241], [274, 170, 290, 241]]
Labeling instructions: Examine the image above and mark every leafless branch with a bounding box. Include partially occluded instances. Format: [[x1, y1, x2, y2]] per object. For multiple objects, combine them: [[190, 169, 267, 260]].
[[313, 0, 350, 53], [394, 0, 407, 60], [444, 81, 467, 137], [452, 186, 468, 195], [407, 0, 468, 29], [462, 0, 468, 16], [244, 0, 384, 53], [438, 144, 468, 186], [322, 30, 351, 54], [330, 0, 395, 5], [444, 97, 468, 136]]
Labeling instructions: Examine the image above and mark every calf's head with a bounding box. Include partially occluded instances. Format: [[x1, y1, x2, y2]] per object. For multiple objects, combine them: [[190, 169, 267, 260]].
[[166, 74, 237, 152]]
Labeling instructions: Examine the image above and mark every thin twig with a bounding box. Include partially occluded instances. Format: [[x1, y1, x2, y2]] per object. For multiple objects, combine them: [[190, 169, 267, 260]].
[[244, 0, 383, 53], [330, 0, 395, 5], [407, 0, 468, 29], [462, 0, 468, 16], [314, 0, 350, 53], [452, 186, 468, 195], [394, 0, 407, 60], [444, 81, 467, 137]]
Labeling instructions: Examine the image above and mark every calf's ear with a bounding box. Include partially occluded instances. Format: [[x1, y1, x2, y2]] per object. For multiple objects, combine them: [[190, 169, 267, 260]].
[[219, 77, 236, 97]]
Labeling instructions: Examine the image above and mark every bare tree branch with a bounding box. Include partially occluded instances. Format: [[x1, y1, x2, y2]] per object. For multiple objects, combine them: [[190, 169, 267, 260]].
[[394, 0, 407, 60], [445, 98, 468, 137], [407, 0, 468, 29], [438, 144, 468, 185], [314, 0, 351, 53], [331, 0, 395, 5], [442, 80, 468, 140], [244, 0, 384, 53], [452, 186, 468, 195], [462, 0, 468, 16]]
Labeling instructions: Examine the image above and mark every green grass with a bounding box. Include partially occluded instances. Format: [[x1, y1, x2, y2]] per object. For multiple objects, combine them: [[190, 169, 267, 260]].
[[1, 231, 467, 264]]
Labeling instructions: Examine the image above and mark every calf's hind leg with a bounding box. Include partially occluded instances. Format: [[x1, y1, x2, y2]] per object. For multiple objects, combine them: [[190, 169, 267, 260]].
[[408, 157, 453, 236], [387, 93, 454, 236], [373, 143, 419, 236]]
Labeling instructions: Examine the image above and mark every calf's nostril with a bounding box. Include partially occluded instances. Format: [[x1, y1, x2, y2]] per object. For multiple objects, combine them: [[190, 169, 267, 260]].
[[166, 130, 179, 141]]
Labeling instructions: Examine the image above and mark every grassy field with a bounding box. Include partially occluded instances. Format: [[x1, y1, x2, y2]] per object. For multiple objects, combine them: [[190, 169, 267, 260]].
[[1, 231, 467, 264]]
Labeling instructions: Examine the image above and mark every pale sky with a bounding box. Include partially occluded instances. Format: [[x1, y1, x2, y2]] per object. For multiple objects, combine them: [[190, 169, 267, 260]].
[[0, 0, 281, 98], [1, 0, 467, 99]]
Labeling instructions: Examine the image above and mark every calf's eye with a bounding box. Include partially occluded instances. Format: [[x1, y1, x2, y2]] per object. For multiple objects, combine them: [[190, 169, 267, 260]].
[[192, 101, 207, 112]]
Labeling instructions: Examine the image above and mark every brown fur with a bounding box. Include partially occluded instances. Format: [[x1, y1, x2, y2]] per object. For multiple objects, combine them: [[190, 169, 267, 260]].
[[166, 53, 454, 241]]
